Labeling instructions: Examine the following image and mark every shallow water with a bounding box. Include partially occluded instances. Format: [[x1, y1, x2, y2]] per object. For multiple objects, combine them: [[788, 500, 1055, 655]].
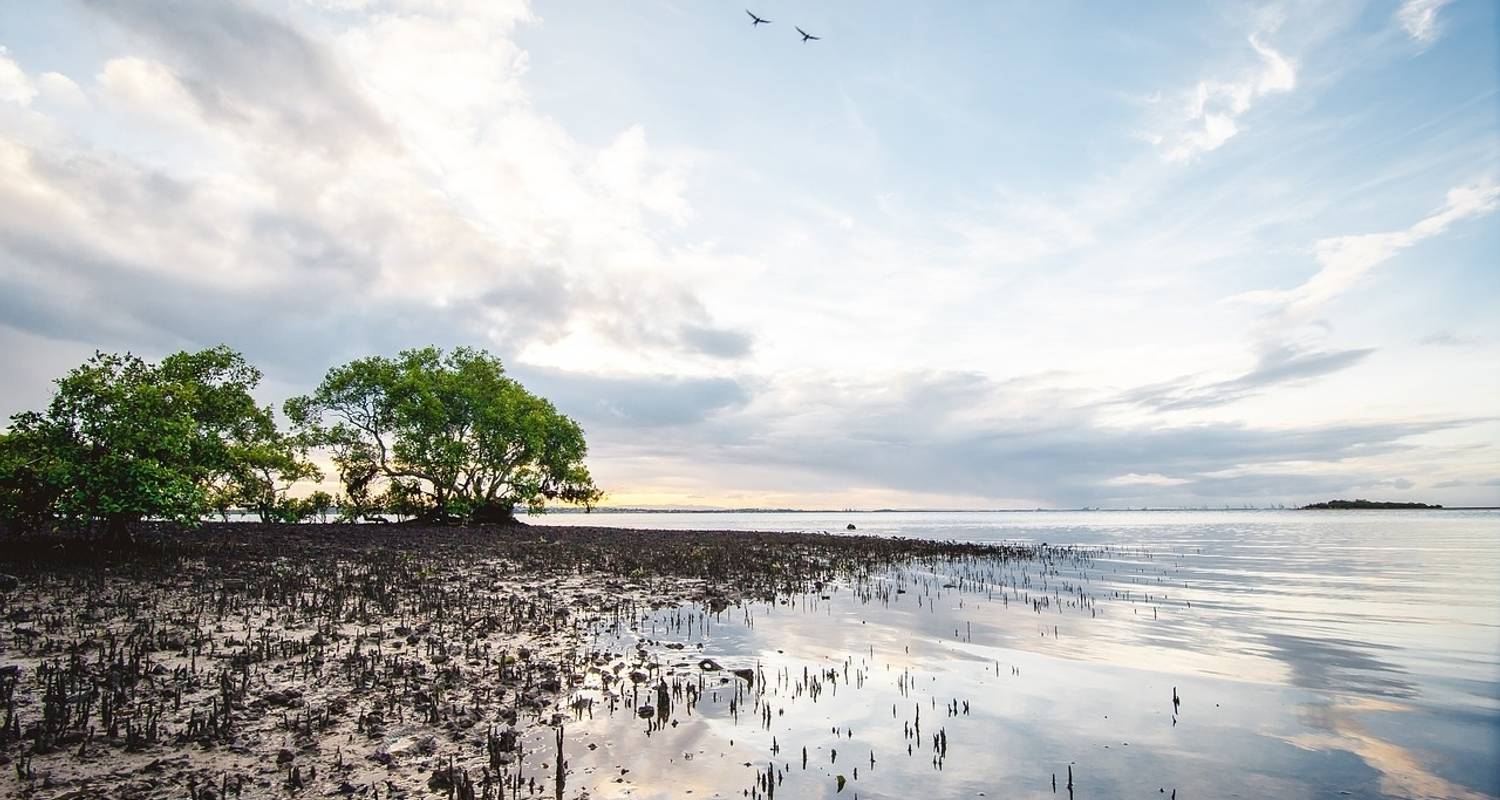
[[532, 510, 1500, 798]]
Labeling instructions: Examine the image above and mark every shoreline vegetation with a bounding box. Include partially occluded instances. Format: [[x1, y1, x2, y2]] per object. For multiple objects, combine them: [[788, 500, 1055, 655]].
[[0, 522, 1081, 798], [1299, 499, 1443, 510], [0, 346, 601, 539]]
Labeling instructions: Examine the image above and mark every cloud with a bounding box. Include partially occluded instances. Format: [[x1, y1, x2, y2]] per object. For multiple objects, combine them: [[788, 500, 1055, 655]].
[[1419, 331, 1481, 347], [1102, 473, 1193, 487], [1397, 0, 1453, 45], [98, 57, 201, 124], [1155, 33, 1296, 163], [1, 2, 1495, 509], [0, 0, 749, 395], [1237, 181, 1500, 319], [36, 72, 85, 107], [83, 0, 393, 151], [512, 366, 750, 430], [1119, 342, 1375, 411], [0, 46, 36, 106], [678, 324, 753, 359], [634, 369, 1479, 507]]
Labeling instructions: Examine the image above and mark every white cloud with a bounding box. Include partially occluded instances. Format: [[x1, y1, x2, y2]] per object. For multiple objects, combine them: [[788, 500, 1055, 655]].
[[1102, 473, 1193, 487], [1397, 0, 1453, 45], [37, 72, 86, 107], [1157, 34, 1297, 163], [2, 0, 749, 384], [595, 125, 691, 225], [0, 46, 36, 106], [98, 57, 200, 123], [1237, 180, 1500, 318]]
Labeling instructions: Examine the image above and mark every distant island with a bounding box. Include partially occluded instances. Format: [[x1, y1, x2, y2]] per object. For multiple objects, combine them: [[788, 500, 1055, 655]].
[[1301, 499, 1442, 510]]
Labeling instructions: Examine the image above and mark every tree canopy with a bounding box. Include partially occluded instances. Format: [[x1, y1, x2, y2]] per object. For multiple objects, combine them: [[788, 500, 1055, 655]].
[[0, 346, 316, 534], [285, 347, 600, 523], [0, 345, 597, 533]]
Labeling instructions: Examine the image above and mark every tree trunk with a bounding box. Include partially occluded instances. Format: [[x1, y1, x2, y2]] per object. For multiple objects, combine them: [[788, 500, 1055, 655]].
[[104, 514, 136, 546], [470, 502, 519, 526]]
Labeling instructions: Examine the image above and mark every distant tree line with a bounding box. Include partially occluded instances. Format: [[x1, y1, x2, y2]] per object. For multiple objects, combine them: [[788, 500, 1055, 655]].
[[1300, 499, 1441, 510], [0, 345, 600, 536]]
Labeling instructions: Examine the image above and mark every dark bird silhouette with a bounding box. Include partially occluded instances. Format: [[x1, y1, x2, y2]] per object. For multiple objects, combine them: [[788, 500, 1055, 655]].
[[796, 26, 821, 42], [746, 9, 770, 26]]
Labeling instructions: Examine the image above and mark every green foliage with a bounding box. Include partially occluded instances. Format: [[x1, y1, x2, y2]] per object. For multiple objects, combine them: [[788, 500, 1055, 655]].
[[214, 420, 323, 523], [1, 344, 598, 532], [297, 490, 336, 523], [0, 347, 317, 532], [0, 428, 60, 529], [287, 346, 600, 523]]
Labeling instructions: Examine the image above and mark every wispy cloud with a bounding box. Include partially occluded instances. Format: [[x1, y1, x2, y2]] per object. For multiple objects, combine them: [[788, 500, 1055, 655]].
[[1237, 181, 1500, 319], [652, 369, 1485, 507], [1397, 0, 1454, 46], [1152, 33, 1296, 163], [1418, 331, 1481, 347], [1118, 343, 1375, 411]]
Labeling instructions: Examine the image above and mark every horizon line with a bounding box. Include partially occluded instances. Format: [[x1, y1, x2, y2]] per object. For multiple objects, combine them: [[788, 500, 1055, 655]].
[[552, 505, 1497, 514]]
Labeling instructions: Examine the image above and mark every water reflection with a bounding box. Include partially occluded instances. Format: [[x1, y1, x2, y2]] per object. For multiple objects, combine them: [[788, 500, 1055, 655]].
[[1260, 632, 1416, 698], [530, 510, 1499, 799], [1291, 697, 1491, 800]]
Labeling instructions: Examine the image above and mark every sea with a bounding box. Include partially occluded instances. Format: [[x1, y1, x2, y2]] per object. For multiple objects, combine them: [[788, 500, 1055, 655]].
[[524, 509, 1500, 799]]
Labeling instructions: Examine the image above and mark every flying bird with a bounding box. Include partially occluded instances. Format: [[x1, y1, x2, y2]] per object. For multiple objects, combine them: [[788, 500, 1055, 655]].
[[796, 26, 821, 42], [746, 9, 770, 26]]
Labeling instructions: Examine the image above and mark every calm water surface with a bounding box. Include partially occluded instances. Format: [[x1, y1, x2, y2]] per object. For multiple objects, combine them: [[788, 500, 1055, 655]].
[[528, 510, 1499, 798]]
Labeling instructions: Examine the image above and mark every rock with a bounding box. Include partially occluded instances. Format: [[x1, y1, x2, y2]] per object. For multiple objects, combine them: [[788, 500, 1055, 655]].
[[698, 658, 723, 672], [276, 748, 294, 764], [846, 523, 856, 530], [732, 668, 755, 686]]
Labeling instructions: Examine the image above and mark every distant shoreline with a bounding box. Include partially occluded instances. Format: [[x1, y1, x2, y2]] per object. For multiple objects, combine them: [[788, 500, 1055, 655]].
[[545, 505, 1496, 514], [1300, 500, 1444, 510]]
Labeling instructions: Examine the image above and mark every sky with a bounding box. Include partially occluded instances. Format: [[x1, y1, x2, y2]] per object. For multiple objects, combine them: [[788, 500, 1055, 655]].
[[0, 0, 1496, 510]]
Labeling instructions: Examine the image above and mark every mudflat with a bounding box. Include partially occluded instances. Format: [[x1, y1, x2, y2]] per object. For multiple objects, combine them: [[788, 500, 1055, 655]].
[[0, 523, 1061, 799]]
